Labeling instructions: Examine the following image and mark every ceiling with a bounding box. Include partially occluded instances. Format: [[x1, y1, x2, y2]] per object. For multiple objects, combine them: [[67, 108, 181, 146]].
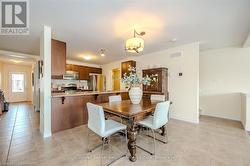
[[0, 0, 249, 64], [0, 50, 37, 66]]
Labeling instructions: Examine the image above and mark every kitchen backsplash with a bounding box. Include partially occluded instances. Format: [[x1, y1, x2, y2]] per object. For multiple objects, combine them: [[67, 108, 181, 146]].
[[51, 79, 89, 89]]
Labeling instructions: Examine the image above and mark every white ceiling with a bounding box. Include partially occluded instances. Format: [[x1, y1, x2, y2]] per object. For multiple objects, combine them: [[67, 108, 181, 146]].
[[0, 50, 37, 66], [0, 0, 249, 64]]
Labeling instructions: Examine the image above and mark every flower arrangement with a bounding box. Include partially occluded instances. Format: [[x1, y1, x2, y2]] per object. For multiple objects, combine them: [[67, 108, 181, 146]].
[[122, 66, 155, 88]]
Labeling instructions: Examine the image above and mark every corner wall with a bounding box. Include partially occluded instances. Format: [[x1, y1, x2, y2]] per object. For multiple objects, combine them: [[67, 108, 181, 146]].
[[200, 47, 250, 121], [102, 42, 200, 124]]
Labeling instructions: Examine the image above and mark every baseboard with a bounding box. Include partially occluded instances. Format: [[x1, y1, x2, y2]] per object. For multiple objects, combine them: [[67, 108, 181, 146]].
[[171, 116, 199, 124], [201, 112, 240, 121]]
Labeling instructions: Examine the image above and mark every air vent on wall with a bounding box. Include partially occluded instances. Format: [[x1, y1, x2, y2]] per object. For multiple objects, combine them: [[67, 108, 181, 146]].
[[170, 51, 182, 58]]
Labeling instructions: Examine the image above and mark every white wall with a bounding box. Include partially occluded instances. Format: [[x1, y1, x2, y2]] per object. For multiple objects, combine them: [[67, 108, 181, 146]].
[[200, 47, 250, 121], [40, 26, 52, 137], [103, 42, 200, 124]]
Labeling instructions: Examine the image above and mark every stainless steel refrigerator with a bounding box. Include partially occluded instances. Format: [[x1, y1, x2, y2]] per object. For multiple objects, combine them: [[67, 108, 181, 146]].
[[88, 74, 106, 91]]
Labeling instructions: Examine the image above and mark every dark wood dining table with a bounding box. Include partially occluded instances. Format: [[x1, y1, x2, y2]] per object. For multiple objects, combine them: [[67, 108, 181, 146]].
[[98, 99, 166, 162]]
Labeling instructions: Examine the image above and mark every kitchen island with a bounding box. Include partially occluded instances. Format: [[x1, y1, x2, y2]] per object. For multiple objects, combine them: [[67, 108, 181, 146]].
[[51, 91, 129, 133]]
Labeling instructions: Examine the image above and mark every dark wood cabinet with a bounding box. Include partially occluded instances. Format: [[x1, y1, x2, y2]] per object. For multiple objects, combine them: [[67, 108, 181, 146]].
[[121, 60, 136, 78], [51, 92, 129, 133], [51, 39, 66, 77], [66, 64, 102, 80], [52, 95, 96, 133], [142, 68, 169, 99], [79, 66, 89, 80], [88, 67, 102, 74]]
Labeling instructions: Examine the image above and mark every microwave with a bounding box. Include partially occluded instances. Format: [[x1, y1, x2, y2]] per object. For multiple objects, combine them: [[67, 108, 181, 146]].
[[63, 71, 79, 80]]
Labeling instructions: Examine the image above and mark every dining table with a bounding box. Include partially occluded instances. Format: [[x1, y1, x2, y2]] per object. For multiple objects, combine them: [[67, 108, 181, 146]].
[[97, 99, 167, 162]]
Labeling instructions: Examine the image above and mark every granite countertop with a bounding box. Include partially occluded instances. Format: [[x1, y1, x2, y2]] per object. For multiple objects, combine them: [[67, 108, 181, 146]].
[[51, 90, 128, 98]]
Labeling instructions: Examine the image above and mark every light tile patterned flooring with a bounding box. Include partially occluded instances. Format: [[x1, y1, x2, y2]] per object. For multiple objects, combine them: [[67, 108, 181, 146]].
[[0, 102, 250, 166]]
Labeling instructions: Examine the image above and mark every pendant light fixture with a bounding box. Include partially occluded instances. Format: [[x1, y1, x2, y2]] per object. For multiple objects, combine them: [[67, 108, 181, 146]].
[[125, 29, 145, 54]]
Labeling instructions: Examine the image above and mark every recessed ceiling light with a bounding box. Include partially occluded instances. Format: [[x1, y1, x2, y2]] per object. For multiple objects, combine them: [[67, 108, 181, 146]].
[[11, 60, 22, 63], [83, 55, 92, 61], [100, 53, 105, 57]]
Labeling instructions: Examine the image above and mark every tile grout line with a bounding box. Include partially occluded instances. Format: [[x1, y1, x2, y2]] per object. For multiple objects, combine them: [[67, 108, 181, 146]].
[[5, 105, 19, 165]]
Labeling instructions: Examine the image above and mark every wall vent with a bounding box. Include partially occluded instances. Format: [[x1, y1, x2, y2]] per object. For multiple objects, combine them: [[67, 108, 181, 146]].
[[170, 51, 182, 58]]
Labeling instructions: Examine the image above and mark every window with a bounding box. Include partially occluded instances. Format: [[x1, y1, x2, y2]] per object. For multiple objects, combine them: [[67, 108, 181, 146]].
[[12, 73, 24, 92]]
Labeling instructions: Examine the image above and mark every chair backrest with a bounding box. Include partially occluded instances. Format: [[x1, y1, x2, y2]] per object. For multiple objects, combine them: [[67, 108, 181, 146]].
[[153, 101, 170, 129], [87, 103, 105, 136], [109, 95, 122, 102], [151, 95, 165, 102]]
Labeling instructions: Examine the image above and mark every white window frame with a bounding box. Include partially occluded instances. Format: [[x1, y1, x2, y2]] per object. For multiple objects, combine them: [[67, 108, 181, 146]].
[[10, 72, 26, 93]]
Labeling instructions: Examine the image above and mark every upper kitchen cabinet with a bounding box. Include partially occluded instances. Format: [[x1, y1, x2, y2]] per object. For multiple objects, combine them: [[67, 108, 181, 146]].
[[79, 66, 90, 80], [51, 39, 66, 77], [88, 67, 102, 74], [121, 60, 136, 78], [66, 64, 102, 80], [66, 64, 79, 72]]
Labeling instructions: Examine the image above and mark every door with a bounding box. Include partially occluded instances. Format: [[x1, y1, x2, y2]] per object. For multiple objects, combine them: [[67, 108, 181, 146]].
[[112, 68, 120, 91], [9, 72, 28, 102]]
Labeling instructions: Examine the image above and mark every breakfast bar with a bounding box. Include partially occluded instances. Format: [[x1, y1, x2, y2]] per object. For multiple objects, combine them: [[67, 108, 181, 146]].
[[51, 91, 129, 133]]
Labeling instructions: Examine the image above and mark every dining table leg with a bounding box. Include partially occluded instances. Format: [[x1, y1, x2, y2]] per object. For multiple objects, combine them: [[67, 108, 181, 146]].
[[127, 121, 137, 162]]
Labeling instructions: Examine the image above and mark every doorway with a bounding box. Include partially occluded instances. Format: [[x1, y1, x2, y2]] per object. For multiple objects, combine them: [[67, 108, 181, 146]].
[[112, 68, 120, 91], [8, 72, 28, 102]]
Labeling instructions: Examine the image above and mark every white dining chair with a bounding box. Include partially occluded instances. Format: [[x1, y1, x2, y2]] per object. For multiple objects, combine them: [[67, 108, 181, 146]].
[[87, 102, 127, 166], [109, 95, 123, 123], [109, 95, 122, 102], [137, 101, 170, 155], [150, 94, 165, 102], [150, 94, 171, 121]]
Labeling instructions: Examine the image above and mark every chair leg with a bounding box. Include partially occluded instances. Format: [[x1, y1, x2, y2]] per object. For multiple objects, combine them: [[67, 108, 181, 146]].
[[164, 125, 168, 144], [89, 143, 103, 152], [136, 128, 155, 155], [87, 127, 90, 152], [151, 129, 156, 155], [145, 125, 168, 144], [101, 138, 105, 166], [106, 130, 127, 166], [89, 130, 127, 166], [88, 129, 104, 152]]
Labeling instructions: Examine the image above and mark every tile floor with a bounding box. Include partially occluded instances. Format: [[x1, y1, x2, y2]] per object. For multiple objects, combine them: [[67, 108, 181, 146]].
[[0, 102, 250, 166]]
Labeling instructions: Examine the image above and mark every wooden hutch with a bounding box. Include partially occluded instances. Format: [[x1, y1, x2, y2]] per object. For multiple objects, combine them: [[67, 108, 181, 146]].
[[142, 67, 169, 100]]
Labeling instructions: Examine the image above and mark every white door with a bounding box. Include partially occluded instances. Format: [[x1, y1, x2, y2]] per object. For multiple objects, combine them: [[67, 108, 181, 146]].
[[9, 72, 28, 102]]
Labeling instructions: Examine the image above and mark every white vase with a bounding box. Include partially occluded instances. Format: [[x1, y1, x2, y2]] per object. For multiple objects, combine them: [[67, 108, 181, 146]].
[[129, 87, 142, 104]]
